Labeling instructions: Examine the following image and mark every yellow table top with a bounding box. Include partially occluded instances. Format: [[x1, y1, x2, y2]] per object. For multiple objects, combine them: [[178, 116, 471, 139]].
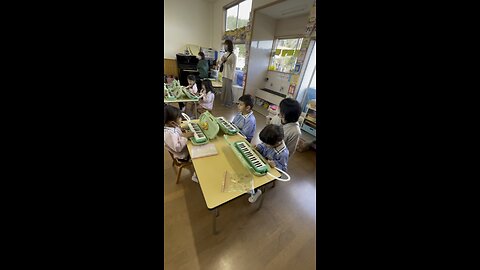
[[164, 98, 199, 103], [184, 121, 281, 209], [211, 81, 222, 88]]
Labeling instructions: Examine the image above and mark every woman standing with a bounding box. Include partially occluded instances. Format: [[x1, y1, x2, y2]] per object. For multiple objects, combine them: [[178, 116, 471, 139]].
[[220, 40, 236, 107]]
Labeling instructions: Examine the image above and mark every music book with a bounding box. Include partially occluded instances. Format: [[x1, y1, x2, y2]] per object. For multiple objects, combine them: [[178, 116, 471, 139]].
[[190, 143, 218, 159]]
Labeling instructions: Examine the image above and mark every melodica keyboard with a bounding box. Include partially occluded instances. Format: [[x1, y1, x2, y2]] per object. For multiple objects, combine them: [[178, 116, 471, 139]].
[[216, 117, 239, 135], [234, 141, 269, 175], [188, 122, 207, 144]]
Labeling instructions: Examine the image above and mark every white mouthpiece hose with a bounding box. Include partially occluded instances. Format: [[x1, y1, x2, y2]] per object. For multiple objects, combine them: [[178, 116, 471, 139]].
[[182, 113, 191, 122], [267, 167, 291, 182]]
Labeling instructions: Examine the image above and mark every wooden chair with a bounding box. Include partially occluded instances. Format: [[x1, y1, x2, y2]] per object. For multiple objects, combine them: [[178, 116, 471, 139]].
[[197, 106, 212, 115], [167, 151, 193, 184]]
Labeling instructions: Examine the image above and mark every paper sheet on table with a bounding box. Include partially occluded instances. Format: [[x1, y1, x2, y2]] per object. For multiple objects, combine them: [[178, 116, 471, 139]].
[[190, 143, 218, 159]]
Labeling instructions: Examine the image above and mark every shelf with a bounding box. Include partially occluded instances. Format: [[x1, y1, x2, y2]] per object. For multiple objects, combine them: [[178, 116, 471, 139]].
[[304, 119, 316, 127], [305, 116, 316, 123], [253, 105, 269, 117]]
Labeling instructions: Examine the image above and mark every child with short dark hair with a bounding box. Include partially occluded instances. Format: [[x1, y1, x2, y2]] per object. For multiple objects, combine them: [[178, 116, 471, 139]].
[[164, 105, 198, 182], [269, 98, 302, 157], [185, 74, 198, 95], [232, 94, 256, 142], [256, 124, 289, 172], [247, 124, 289, 203]]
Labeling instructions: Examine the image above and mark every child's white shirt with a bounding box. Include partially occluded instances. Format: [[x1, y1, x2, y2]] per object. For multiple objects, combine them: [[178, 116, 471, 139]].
[[164, 126, 189, 160], [199, 92, 215, 110], [188, 84, 198, 94]]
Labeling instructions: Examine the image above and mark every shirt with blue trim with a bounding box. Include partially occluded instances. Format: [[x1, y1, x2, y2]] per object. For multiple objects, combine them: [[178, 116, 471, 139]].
[[232, 111, 256, 142], [256, 140, 289, 172]]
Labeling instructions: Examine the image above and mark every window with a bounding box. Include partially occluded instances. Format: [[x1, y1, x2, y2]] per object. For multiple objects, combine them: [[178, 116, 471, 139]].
[[225, 0, 252, 31], [269, 38, 303, 73]]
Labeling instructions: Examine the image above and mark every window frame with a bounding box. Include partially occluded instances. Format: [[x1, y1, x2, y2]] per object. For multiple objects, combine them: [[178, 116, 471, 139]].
[[224, 0, 250, 32]]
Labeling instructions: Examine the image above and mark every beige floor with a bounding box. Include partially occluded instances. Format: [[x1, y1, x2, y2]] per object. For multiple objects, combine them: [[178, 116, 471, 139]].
[[164, 96, 316, 270]]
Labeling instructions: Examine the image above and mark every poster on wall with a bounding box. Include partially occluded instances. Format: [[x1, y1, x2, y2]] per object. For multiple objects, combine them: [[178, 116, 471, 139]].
[[290, 74, 300, 85], [294, 64, 301, 73], [288, 84, 296, 95]]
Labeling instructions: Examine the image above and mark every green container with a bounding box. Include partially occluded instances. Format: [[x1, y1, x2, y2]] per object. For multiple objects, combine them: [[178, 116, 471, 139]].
[[189, 111, 220, 145]]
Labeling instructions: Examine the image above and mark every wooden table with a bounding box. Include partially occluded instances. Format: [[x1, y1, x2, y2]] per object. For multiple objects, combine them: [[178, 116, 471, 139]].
[[164, 98, 199, 118], [184, 121, 281, 234], [211, 80, 222, 88]]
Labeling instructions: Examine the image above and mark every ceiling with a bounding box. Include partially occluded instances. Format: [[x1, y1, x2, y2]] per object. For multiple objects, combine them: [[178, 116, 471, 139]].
[[257, 0, 314, 19]]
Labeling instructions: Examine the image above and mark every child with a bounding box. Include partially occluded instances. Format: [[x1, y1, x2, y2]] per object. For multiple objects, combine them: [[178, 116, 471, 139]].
[[185, 74, 198, 95], [183, 75, 199, 115], [268, 98, 302, 157], [248, 124, 289, 203], [231, 94, 256, 142], [197, 79, 215, 114], [164, 105, 199, 182]]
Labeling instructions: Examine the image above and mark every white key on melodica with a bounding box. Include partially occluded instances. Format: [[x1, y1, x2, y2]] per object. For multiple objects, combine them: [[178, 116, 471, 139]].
[[239, 142, 264, 169], [189, 123, 204, 140]]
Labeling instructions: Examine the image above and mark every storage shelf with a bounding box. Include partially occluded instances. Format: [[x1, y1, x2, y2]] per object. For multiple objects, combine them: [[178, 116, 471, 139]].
[[253, 105, 269, 117]]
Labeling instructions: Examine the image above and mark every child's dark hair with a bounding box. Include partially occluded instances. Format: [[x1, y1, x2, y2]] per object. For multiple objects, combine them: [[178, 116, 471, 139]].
[[202, 79, 214, 93], [238, 94, 254, 110], [279, 98, 302, 123], [164, 105, 182, 125], [187, 75, 196, 81], [259, 124, 284, 146], [198, 51, 205, 59]]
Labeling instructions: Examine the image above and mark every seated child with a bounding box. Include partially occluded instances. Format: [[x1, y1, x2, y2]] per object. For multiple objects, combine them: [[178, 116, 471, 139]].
[[164, 104, 199, 182], [255, 124, 289, 172], [268, 98, 302, 157], [231, 94, 256, 142], [248, 124, 289, 203], [184, 75, 199, 115], [197, 79, 215, 115], [185, 75, 198, 94]]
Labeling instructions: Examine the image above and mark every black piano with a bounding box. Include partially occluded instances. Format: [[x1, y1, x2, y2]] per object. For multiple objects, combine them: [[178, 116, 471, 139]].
[[176, 54, 199, 86]]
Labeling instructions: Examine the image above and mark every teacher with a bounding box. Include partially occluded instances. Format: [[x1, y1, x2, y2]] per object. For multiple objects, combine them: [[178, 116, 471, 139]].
[[220, 39, 237, 107]]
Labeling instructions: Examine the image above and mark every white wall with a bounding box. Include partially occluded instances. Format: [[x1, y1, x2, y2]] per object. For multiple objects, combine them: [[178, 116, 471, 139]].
[[244, 12, 276, 96], [164, 0, 213, 59], [275, 13, 309, 37]]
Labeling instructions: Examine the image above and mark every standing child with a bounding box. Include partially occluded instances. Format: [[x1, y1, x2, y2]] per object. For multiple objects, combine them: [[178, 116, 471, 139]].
[[248, 124, 289, 203], [231, 94, 256, 142], [268, 98, 302, 157], [197, 79, 215, 115], [164, 105, 199, 182]]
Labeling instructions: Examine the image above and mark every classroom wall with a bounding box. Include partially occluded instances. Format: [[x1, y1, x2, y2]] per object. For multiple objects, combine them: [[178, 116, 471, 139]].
[[275, 13, 309, 37], [164, 0, 213, 59], [244, 12, 276, 96]]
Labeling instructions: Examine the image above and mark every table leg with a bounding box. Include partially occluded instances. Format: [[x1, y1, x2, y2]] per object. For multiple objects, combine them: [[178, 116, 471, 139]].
[[195, 102, 198, 119], [257, 187, 266, 210], [212, 207, 219, 234]]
